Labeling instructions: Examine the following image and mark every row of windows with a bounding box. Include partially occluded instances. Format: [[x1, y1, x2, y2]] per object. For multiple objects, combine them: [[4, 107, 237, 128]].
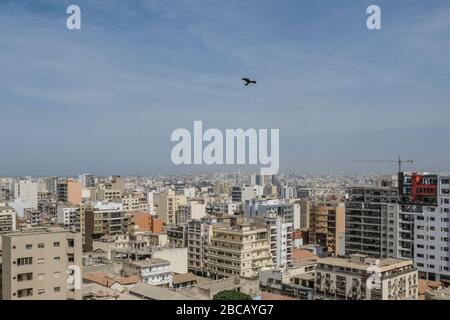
[[16, 272, 61, 281], [416, 254, 449, 261], [16, 256, 62, 265], [22, 242, 60, 250], [416, 263, 449, 271], [16, 287, 61, 298], [416, 235, 449, 241]]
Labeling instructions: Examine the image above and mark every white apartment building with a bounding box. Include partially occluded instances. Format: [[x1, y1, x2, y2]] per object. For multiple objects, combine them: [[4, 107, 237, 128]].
[[14, 180, 40, 210], [254, 213, 293, 269], [280, 186, 295, 199], [122, 258, 172, 288], [245, 199, 301, 230], [57, 206, 80, 231], [412, 175, 450, 281]]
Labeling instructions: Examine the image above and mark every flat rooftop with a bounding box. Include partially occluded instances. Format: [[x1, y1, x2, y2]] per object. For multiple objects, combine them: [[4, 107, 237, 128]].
[[317, 255, 413, 272], [125, 258, 170, 267]]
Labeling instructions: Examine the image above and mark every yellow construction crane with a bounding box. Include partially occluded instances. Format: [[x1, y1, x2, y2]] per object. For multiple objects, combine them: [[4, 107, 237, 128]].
[[354, 155, 414, 173]]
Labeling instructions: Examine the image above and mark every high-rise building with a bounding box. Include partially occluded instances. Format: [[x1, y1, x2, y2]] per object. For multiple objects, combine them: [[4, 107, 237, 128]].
[[345, 187, 399, 258], [310, 201, 345, 256], [255, 213, 293, 269], [1, 227, 82, 300], [187, 218, 215, 276], [398, 172, 450, 281], [206, 224, 272, 280]]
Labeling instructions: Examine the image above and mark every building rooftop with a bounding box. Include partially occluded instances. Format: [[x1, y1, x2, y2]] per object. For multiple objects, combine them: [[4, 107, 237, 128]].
[[260, 291, 297, 301], [317, 255, 413, 272], [426, 287, 450, 300], [173, 272, 197, 285], [129, 282, 194, 300], [125, 258, 170, 267], [292, 249, 317, 261], [2, 226, 75, 237]]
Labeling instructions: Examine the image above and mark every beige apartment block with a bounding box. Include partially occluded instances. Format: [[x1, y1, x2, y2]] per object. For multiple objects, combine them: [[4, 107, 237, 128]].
[[122, 191, 149, 213], [0, 202, 16, 234], [154, 189, 187, 225], [1, 227, 82, 300], [207, 224, 273, 280], [315, 254, 418, 300], [309, 201, 345, 256]]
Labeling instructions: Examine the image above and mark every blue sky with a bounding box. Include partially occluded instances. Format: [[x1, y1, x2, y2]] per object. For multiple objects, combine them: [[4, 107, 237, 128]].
[[0, 0, 449, 176]]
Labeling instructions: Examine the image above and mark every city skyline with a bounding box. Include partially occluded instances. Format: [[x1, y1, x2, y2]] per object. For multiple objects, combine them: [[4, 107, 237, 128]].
[[1, 0, 450, 176]]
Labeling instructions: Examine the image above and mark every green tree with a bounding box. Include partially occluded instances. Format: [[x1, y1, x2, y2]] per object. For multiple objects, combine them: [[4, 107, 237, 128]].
[[212, 290, 252, 300]]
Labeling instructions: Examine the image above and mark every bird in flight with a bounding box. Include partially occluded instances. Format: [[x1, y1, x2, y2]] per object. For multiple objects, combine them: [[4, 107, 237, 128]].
[[242, 78, 257, 86]]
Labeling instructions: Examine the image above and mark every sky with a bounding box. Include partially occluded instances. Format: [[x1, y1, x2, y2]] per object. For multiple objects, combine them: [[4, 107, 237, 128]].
[[0, 0, 449, 176]]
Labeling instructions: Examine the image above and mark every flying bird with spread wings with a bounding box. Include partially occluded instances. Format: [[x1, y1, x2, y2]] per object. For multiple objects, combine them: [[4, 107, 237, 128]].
[[242, 78, 257, 86]]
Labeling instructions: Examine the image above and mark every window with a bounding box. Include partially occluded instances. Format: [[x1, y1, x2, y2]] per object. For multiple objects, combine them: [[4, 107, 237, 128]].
[[53, 242, 60, 247], [17, 288, 33, 298], [54, 287, 61, 293], [38, 274, 45, 280], [53, 256, 60, 263], [17, 273, 33, 281], [17, 257, 32, 266], [37, 289, 45, 295], [54, 272, 61, 278], [37, 258, 45, 264], [67, 239, 74, 247], [25, 244, 32, 249], [38, 243, 45, 249]]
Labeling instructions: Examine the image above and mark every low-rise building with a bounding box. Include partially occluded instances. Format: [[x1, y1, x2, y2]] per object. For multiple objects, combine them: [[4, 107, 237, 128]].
[[122, 258, 172, 288]]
